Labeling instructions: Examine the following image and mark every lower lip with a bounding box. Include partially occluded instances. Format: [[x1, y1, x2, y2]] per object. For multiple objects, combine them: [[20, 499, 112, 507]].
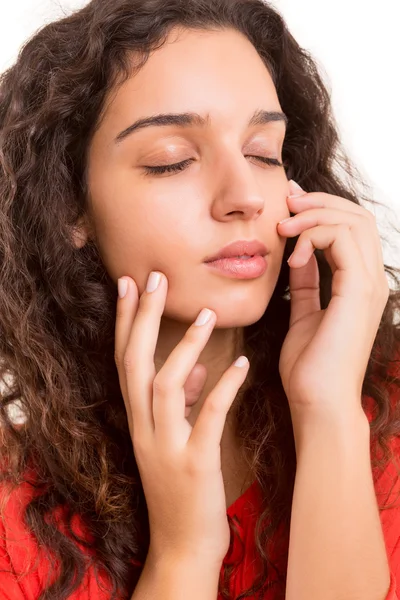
[[204, 255, 268, 279]]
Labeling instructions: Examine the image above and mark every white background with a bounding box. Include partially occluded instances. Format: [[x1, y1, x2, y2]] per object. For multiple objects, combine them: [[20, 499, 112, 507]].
[[0, 0, 399, 269]]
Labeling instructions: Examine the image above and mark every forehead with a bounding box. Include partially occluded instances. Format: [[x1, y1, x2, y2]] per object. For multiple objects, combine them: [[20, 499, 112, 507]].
[[98, 27, 283, 138]]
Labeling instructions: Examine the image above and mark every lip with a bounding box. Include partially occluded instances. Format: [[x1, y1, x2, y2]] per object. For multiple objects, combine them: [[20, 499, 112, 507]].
[[203, 239, 268, 263], [204, 255, 268, 279]]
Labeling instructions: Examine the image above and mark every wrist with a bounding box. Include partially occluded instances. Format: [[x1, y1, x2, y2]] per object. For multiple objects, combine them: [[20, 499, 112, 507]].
[[290, 404, 370, 452]]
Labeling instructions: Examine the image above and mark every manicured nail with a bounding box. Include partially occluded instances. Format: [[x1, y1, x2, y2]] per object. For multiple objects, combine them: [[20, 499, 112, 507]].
[[288, 179, 307, 198], [118, 277, 129, 299], [194, 308, 213, 326], [234, 355, 248, 367], [279, 216, 292, 225], [146, 271, 161, 293]]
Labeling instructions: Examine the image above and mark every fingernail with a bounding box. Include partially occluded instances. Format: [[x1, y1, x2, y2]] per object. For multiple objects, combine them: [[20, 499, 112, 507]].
[[118, 277, 128, 299], [194, 308, 213, 326], [288, 179, 307, 198], [234, 355, 248, 368], [146, 271, 161, 293]]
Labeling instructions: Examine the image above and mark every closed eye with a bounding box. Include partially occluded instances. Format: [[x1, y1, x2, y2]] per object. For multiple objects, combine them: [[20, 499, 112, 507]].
[[142, 156, 284, 176]]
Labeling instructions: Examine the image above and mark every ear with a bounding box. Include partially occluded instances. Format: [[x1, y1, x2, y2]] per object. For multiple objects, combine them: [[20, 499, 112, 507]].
[[71, 215, 93, 249]]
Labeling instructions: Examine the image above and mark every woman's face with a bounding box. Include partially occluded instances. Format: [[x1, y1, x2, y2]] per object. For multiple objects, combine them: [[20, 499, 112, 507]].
[[85, 27, 290, 328]]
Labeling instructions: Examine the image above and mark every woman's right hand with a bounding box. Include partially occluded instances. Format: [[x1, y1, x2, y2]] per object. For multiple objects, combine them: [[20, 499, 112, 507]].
[[114, 271, 250, 567]]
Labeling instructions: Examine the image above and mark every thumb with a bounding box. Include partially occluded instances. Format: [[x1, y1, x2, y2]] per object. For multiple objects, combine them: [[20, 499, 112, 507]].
[[183, 363, 208, 407]]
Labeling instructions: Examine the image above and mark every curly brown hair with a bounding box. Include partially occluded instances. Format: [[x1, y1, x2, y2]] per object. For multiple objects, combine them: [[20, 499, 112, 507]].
[[1, 0, 399, 599]]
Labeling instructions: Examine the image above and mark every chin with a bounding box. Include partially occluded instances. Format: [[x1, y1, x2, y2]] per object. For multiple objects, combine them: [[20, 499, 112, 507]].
[[212, 305, 268, 328]]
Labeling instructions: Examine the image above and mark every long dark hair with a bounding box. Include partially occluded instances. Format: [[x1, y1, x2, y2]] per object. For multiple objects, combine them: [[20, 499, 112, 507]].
[[1, 1, 399, 598]]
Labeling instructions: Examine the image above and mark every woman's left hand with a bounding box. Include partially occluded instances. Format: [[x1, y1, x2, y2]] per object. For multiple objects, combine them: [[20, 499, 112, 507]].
[[277, 180, 390, 426]]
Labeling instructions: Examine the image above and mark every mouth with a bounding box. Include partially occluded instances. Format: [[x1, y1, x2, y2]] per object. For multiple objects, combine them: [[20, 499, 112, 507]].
[[232, 255, 254, 259], [204, 254, 268, 279], [203, 239, 269, 264]]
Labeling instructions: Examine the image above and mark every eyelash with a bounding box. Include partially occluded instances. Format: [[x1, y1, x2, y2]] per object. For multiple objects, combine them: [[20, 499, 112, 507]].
[[143, 156, 284, 176]]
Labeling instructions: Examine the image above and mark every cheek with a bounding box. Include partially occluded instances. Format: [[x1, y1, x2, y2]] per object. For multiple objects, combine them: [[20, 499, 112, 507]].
[[90, 194, 194, 285]]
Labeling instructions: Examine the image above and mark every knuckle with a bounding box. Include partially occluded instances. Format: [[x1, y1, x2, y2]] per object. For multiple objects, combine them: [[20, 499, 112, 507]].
[[123, 352, 136, 373], [115, 306, 125, 321], [338, 222, 351, 234], [153, 376, 172, 397], [205, 396, 224, 416]]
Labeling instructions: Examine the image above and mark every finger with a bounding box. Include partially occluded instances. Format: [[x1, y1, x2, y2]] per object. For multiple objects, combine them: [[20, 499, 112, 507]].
[[286, 188, 385, 275], [287, 190, 374, 219], [123, 272, 168, 437], [279, 207, 381, 279], [183, 363, 208, 409], [114, 276, 140, 438], [189, 356, 250, 454], [287, 252, 321, 329], [151, 308, 217, 443], [288, 224, 371, 327]]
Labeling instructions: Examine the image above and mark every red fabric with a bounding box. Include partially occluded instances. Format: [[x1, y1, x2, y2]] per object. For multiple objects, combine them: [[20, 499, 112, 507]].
[[1, 386, 399, 598]]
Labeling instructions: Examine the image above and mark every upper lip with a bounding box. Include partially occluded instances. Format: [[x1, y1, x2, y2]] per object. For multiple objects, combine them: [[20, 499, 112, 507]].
[[204, 239, 268, 263]]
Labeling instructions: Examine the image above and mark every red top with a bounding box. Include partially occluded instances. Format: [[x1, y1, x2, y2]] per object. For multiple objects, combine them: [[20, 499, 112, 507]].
[[1, 394, 399, 599]]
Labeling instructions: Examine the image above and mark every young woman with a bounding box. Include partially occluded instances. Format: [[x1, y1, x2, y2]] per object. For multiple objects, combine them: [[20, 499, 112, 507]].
[[0, 0, 399, 599]]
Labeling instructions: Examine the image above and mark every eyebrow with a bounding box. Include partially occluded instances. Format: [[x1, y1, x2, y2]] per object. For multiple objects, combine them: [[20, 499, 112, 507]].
[[114, 109, 288, 143]]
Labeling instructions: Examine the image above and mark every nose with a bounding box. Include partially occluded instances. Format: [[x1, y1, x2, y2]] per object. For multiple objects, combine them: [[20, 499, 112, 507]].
[[209, 156, 265, 221]]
